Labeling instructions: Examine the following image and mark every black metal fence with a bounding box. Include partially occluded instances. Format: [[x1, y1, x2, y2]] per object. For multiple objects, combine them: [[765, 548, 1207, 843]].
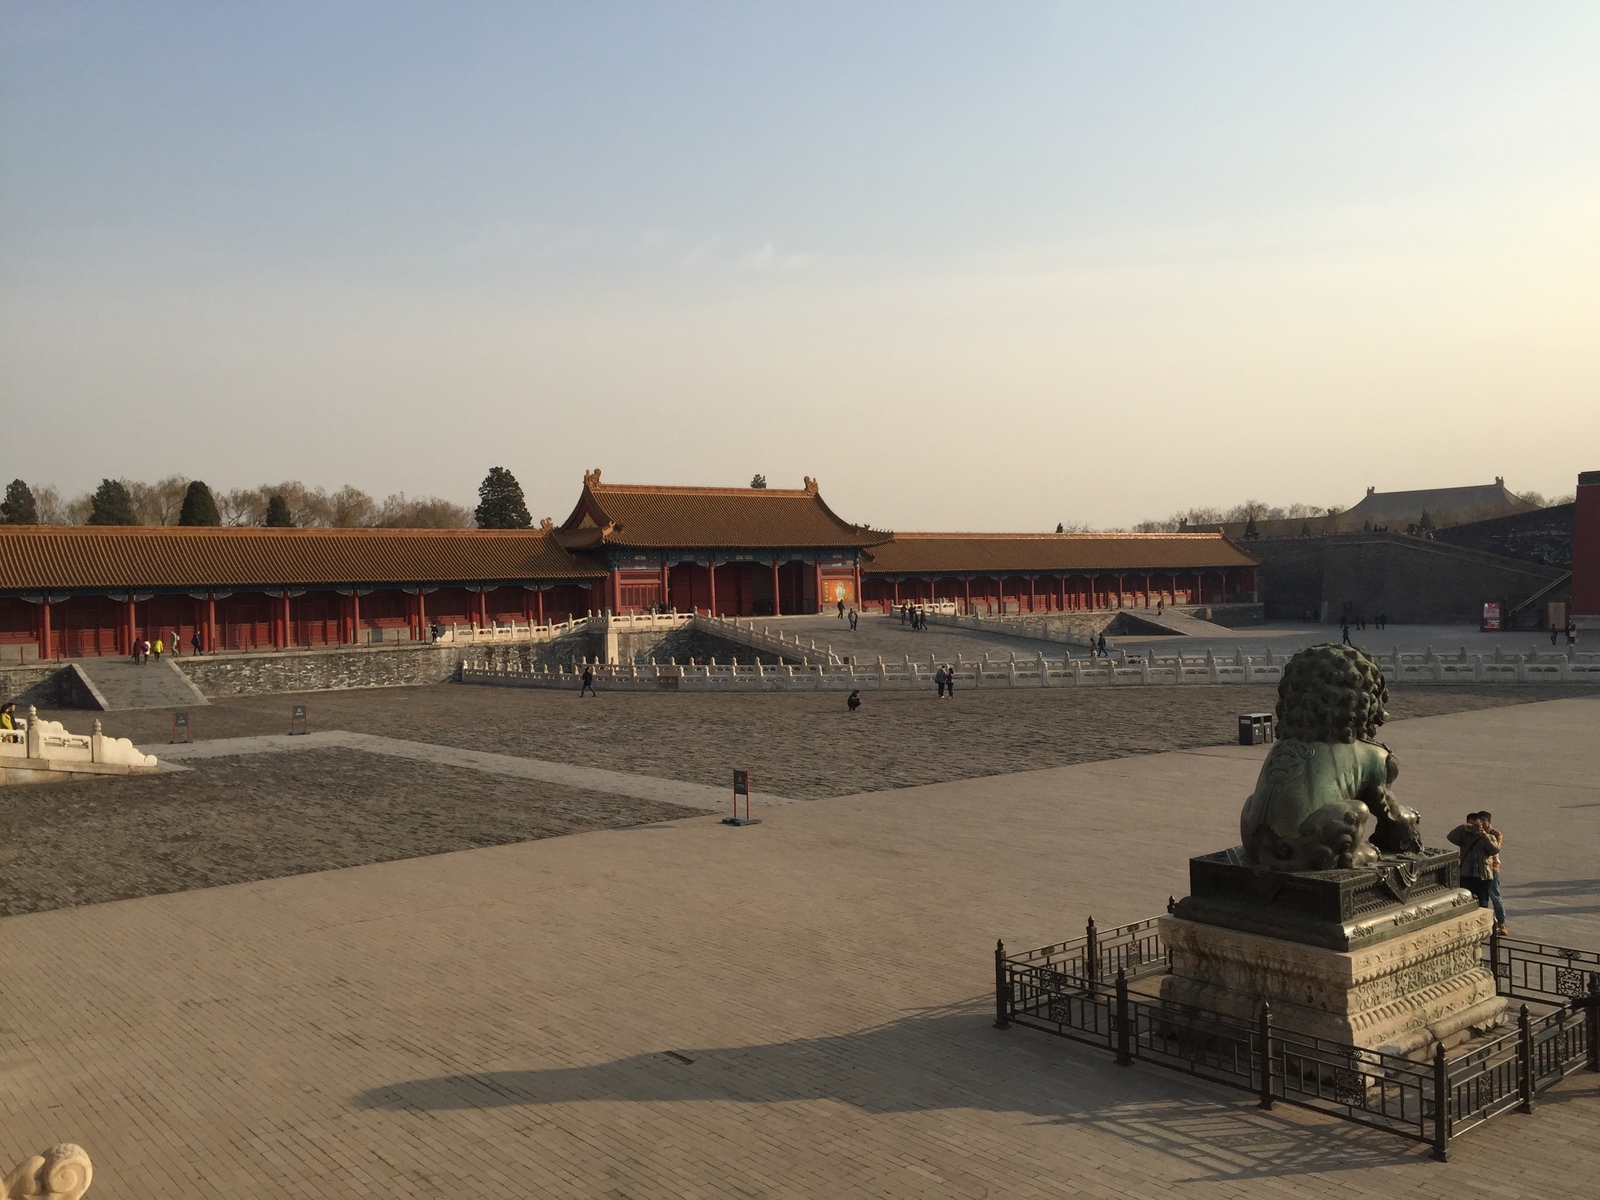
[[994, 917, 1600, 1160]]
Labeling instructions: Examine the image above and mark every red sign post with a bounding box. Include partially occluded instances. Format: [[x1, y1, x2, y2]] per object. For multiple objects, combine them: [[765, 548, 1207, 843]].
[[1481, 602, 1502, 632]]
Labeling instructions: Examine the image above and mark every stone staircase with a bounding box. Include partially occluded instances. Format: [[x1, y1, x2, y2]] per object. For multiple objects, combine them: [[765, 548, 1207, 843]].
[[72, 659, 209, 711]]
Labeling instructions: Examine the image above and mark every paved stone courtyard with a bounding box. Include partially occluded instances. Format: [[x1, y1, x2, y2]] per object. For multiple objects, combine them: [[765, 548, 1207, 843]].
[[0, 688, 1596, 1197]]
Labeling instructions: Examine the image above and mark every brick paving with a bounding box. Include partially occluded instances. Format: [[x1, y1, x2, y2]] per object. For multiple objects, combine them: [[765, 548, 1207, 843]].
[[0, 697, 1595, 1197]]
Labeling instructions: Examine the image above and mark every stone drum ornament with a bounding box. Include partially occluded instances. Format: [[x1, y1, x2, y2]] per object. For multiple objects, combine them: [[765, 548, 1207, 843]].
[[1240, 644, 1422, 871]]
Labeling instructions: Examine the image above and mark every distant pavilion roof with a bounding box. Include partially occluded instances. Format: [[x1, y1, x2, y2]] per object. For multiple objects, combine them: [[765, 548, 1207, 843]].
[[1343, 479, 1534, 526], [862, 531, 1259, 575], [0, 526, 604, 593], [558, 470, 891, 551]]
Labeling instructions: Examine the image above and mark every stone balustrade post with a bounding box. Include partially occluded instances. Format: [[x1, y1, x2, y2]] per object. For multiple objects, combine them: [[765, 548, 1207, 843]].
[[25, 706, 41, 759]]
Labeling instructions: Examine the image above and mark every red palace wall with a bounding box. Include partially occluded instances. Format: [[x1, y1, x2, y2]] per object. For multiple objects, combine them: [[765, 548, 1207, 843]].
[[1572, 471, 1600, 628]]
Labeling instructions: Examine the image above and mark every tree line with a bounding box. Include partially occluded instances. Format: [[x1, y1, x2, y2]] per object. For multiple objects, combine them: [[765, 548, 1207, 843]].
[[0, 468, 537, 530]]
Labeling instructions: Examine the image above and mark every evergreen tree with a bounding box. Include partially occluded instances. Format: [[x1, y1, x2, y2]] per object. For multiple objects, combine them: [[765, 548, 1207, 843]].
[[264, 494, 294, 527], [474, 467, 531, 529], [87, 478, 137, 525], [1244, 514, 1260, 539], [177, 480, 222, 526], [750, 474, 767, 489], [0, 479, 37, 524]]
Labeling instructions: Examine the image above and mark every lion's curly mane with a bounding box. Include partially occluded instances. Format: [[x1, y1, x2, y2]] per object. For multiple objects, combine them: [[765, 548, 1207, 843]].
[[1274, 644, 1388, 743]]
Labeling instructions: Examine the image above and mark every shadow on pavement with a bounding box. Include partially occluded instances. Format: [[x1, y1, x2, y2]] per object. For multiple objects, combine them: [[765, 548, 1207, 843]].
[[353, 999, 1428, 1180]]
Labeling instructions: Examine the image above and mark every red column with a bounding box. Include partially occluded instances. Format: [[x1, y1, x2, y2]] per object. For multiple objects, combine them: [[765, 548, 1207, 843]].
[[477, 590, 488, 626], [707, 563, 718, 616], [853, 561, 862, 611], [964, 577, 972, 614], [125, 598, 136, 655], [813, 560, 823, 613], [536, 587, 544, 625], [891, 577, 899, 605], [284, 595, 294, 648], [39, 600, 52, 660], [609, 568, 621, 614], [1028, 576, 1036, 612], [771, 562, 782, 616]]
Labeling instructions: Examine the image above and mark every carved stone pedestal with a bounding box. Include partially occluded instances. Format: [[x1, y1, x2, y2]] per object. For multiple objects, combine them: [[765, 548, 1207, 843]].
[[1159, 905, 1505, 1059]]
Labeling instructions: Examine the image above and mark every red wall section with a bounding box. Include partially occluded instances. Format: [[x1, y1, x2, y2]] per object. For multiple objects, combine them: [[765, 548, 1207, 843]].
[[1571, 471, 1600, 625]]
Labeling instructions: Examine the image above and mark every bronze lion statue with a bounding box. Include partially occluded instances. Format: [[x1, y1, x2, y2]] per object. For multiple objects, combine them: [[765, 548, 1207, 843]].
[[1240, 644, 1422, 872]]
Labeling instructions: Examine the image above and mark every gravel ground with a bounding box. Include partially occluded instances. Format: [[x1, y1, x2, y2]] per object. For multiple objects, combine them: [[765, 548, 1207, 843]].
[[10, 683, 1584, 917], [0, 749, 699, 916], [46, 681, 1588, 801]]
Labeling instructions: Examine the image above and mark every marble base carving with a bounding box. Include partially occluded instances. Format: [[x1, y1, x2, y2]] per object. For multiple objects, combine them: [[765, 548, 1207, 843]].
[[1158, 906, 1505, 1059]]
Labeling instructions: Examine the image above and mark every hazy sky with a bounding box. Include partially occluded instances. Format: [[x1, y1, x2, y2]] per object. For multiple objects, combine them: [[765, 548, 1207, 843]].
[[3, 2, 1597, 530]]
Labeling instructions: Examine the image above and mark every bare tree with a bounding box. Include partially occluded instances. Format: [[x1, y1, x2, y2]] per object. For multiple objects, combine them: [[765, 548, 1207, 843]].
[[329, 485, 376, 527], [126, 475, 191, 525], [373, 493, 472, 528], [220, 488, 266, 526], [31, 486, 68, 524]]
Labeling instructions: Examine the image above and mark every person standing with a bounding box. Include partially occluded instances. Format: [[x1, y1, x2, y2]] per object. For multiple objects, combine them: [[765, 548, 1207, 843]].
[[934, 664, 947, 698], [579, 664, 596, 697], [1447, 812, 1500, 921], [1478, 811, 1508, 935], [0, 701, 16, 731], [848, 607, 858, 632], [1341, 621, 1352, 645], [847, 689, 861, 712], [191, 630, 203, 655], [170, 629, 182, 656], [943, 664, 955, 699]]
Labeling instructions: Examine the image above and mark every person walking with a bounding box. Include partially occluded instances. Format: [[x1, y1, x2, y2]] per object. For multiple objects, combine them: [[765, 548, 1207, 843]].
[[1447, 812, 1501, 920], [579, 664, 596, 697], [1156, 598, 1163, 616], [0, 701, 16, 731], [191, 630, 203, 655], [1567, 621, 1578, 646], [141, 638, 151, 664], [1552, 625, 1560, 646], [848, 607, 858, 632], [1478, 811, 1508, 935], [846, 689, 861, 712], [1341, 621, 1352, 645], [170, 629, 181, 656], [152, 636, 163, 661], [837, 597, 846, 620], [1097, 632, 1108, 657]]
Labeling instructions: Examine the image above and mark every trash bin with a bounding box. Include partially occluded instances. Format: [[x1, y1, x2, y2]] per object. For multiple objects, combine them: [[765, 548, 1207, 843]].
[[1238, 712, 1274, 745]]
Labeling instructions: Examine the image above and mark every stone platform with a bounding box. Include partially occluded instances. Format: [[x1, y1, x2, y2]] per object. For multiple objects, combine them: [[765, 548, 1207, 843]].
[[1159, 906, 1506, 1058]]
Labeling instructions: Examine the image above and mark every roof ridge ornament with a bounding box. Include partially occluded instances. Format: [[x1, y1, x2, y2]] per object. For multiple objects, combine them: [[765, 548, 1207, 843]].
[[803, 476, 818, 495], [584, 468, 602, 488]]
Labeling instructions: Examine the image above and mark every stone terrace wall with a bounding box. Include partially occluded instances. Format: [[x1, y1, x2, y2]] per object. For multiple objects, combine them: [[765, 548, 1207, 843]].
[[1, 664, 77, 707], [179, 643, 463, 698]]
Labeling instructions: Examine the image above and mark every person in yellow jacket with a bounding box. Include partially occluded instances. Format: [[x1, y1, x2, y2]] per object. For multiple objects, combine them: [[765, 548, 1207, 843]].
[[0, 701, 16, 731], [153, 637, 163, 661]]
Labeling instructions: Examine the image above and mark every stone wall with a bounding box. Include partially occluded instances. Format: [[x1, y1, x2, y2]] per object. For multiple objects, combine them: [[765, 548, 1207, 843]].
[[178, 643, 463, 697], [1253, 533, 1567, 625], [1, 665, 79, 707]]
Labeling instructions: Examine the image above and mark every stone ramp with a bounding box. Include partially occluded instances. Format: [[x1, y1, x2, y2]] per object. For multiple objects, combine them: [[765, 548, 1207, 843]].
[[1128, 608, 1238, 637], [73, 658, 209, 711]]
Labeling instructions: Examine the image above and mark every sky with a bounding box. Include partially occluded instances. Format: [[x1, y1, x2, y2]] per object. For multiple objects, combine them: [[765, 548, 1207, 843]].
[[2, 1, 1597, 531]]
